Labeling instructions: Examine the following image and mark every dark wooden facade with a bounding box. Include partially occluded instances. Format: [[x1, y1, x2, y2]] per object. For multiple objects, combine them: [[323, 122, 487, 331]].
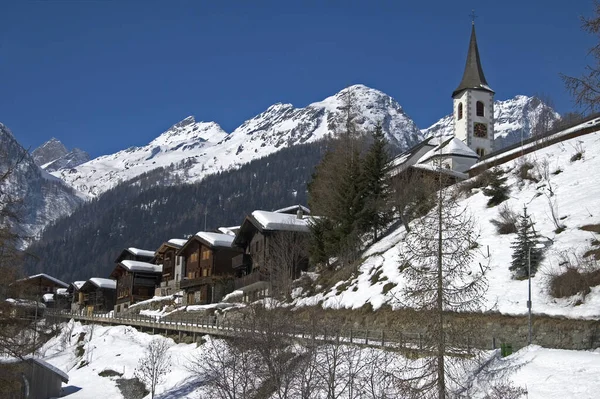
[[177, 235, 241, 305], [110, 262, 162, 312], [78, 279, 117, 314], [12, 274, 69, 299], [232, 214, 310, 301]]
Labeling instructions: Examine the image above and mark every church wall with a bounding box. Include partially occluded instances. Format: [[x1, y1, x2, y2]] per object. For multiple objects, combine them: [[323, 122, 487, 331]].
[[453, 91, 469, 143], [469, 90, 494, 156], [451, 156, 478, 173]]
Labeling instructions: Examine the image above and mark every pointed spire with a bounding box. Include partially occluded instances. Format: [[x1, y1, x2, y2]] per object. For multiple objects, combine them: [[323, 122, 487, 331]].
[[452, 24, 494, 97]]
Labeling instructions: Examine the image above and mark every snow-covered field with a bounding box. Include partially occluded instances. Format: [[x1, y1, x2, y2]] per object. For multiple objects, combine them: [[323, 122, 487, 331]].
[[40, 321, 600, 398], [296, 129, 600, 319]]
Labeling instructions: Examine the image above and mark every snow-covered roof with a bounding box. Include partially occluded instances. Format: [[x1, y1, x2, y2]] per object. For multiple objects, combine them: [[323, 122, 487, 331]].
[[88, 278, 117, 290], [218, 226, 240, 236], [71, 281, 85, 290], [120, 260, 162, 273], [418, 137, 479, 164], [412, 163, 469, 180], [56, 288, 69, 296], [22, 273, 68, 288], [42, 293, 55, 302], [167, 238, 187, 247], [274, 204, 311, 215], [252, 210, 312, 232], [195, 232, 235, 248], [28, 357, 69, 382], [127, 247, 155, 257]]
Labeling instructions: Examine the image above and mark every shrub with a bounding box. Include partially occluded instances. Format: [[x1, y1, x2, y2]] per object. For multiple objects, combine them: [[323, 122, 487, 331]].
[[548, 252, 600, 300], [490, 204, 518, 234], [515, 160, 539, 183]]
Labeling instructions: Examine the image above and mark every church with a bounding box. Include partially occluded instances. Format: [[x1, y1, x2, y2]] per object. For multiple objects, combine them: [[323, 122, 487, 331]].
[[390, 22, 494, 180]]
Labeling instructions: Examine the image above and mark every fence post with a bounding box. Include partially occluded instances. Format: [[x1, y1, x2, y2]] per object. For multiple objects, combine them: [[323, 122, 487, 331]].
[[365, 328, 369, 345], [349, 328, 353, 344], [419, 333, 423, 350], [381, 330, 385, 347]]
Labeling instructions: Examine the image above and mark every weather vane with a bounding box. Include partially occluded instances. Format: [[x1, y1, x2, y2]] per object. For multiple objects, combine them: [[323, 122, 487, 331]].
[[470, 9, 477, 25]]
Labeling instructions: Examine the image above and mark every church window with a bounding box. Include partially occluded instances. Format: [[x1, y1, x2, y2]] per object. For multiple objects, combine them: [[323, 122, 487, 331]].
[[476, 148, 486, 157], [476, 101, 485, 117], [457, 103, 463, 120]]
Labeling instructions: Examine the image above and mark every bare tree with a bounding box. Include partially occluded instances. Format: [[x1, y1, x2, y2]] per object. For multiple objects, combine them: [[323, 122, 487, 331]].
[[561, 2, 600, 112], [391, 170, 437, 233], [134, 338, 171, 399], [398, 180, 489, 398], [265, 230, 309, 301]]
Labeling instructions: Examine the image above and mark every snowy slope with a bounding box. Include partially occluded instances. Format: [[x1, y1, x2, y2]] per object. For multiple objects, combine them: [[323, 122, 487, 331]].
[[40, 321, 600, 399], [296, 124, 600, 319], [423, 95, 561, 148], [51, 85, 423, 198]]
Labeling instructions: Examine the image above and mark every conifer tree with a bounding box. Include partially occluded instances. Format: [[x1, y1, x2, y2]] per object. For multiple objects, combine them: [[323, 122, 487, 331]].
[[481, 168, 509, 207], [510, 206, 543, 278], [359, 124, 392, 242]]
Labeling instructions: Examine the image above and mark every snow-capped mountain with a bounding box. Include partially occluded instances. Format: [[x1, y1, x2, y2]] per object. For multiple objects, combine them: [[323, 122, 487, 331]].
[[422, 95, 561, 148], [0, 125, 83, 246], [32, 138, 90, 172], [51, 85, 423, 197]]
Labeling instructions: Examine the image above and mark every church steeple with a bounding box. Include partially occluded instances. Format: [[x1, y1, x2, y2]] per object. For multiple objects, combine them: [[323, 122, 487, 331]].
[[452, 24, 494, 98]]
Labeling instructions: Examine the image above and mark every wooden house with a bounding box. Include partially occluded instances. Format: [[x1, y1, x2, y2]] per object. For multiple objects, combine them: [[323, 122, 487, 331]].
[[232, 207, 311, 302], [154, 238, 187, 296], [110, 260, 162, 313], [67, 281, 85, 312], [114, 247, 155, 264], [53, 288, 71, 310], [177, 232, 242, 305], [78, 278, 117, 315], [12, 274, 69, 299]]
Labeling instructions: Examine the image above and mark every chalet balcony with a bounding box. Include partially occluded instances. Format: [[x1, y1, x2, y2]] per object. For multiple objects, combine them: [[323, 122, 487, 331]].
[[180, 276, 214, 289], [232, 253, 252, 270], [234, 272, 269, 290]]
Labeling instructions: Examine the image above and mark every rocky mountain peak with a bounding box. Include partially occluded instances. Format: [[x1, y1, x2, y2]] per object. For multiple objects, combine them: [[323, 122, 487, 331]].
[[32, 138, 69, 166]]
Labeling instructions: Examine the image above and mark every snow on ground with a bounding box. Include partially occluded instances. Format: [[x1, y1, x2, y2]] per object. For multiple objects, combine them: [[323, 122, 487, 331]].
[[39, 321, 600, 398], [296, 130, 600, 319]]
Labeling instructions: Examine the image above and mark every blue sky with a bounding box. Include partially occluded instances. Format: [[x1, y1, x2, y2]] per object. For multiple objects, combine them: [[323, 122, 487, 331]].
[[0, 1, 595, 158]]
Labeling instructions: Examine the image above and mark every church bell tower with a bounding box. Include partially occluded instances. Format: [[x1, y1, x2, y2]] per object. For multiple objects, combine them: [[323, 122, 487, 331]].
[[452, 22, 494, 157]]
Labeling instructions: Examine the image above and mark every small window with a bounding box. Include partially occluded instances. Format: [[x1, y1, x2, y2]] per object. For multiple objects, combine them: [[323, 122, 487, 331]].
[[476, 148, 486, 157], [457, 103, 463, 120], [476, 101, 484, 117]]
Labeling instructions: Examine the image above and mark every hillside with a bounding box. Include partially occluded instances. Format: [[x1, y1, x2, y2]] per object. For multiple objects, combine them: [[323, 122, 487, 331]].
[[50, 85, 422, 198], [295, 123, 600, 319], [0, 124, 83, 245], [24, 141, 329, 281]]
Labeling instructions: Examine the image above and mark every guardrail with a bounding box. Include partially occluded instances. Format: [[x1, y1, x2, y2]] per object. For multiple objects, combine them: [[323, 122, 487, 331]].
[[46, 309, 477, 353]]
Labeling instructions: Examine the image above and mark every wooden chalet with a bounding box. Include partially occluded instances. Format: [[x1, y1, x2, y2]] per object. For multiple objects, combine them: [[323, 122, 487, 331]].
[[155, 238, 187, 296], [177, 232, 242, 305], [53, 288, 71, 310], [78, 278, 117, 315], [12, 274, 69, 299], [110, 260, 162, 313], [114, 247, 155, 263], [232, 207, 311, 302]]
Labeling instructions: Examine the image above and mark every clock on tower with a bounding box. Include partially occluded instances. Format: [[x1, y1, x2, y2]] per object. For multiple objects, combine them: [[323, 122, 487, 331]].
[[474, 122, 488, 138]]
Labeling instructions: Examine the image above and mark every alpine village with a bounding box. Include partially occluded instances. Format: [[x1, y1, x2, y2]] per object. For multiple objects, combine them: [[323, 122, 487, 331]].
[[2, 4, 600, 399]]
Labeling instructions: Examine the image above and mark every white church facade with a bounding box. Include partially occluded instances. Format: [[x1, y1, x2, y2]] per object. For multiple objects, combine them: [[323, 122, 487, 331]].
[[391, 23, 494, 179]]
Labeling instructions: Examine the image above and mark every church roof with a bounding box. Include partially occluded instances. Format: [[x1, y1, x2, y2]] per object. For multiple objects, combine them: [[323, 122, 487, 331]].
[[418, 137, 479, 164], [452, 24, 494, 97]]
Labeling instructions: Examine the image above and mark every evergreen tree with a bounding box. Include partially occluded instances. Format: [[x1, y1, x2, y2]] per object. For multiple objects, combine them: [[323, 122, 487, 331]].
[[510, 206, 543, 279], [481, 168, 509, 207], [359, 124, 392, 242]]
